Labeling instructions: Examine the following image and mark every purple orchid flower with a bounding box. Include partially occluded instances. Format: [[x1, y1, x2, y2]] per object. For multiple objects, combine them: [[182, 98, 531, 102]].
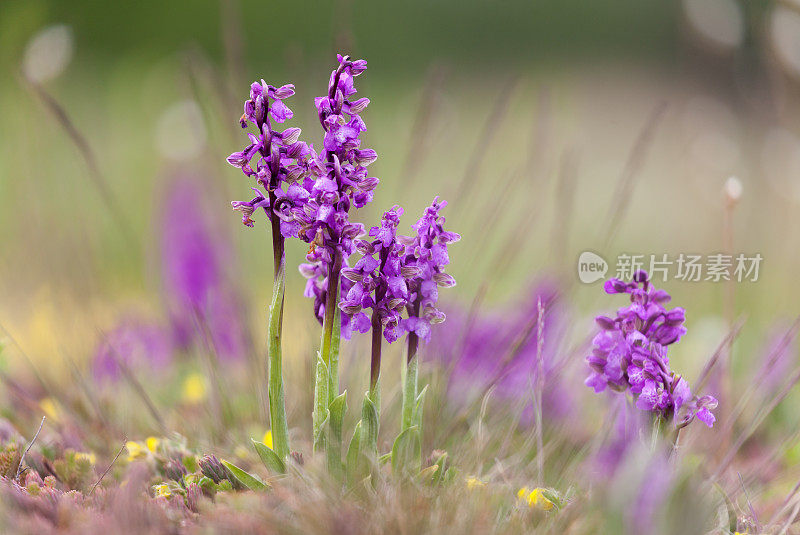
[[585, 270, 718, 428]]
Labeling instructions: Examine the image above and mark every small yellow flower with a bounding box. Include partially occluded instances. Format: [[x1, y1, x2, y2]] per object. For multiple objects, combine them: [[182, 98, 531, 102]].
[[146, 437, 160, 452], [126, 441, 147, 461], [40, 398, 61, 423], [465, 477, 486, 490], [75, 452, 97, 465], [126, 437, 160, 461], [518, 487, 555, 511], [181, 372, 207, 404], [153, 483, 171, 498], [262, 430, 273, 450]]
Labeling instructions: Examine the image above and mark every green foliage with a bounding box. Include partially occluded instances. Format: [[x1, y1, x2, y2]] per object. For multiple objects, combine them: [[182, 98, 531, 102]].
[[345, 421, 362, 483], [312, 352, 329, 452], [413, 384, 428, 429], [52, 449, 95, 492], [267, 258, 290, 460], [326, 391, 347, 477], [0, 442, 20, 478], [251, 438, 286, 475], [391, 425, 421, 476], [220, 459, 269, 491], [359, 392, 379, 458]]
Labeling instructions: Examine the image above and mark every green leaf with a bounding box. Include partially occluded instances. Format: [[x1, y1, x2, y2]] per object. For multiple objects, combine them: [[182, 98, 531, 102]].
[[540, 488, 563, 510], [312, 352, 329, 451], [266, 259, 290, 459], [432, 451, 448, 485], [391, 425, 421, 475], [325, 391, 347, 478], [401, 355, 418, 431], [442, 466, 458, 484], [221, 460, 269, 491], [417, 464, 439, 483], [196, 475, 216, 494], [359, 392, 379, 457], [182, 455, 199, 473], [714, 482, 738, 534], [329, 391, 347, 444], [412, 384, 428, 429], [346, 420, 362, 481], [251, 439, 286, 474]]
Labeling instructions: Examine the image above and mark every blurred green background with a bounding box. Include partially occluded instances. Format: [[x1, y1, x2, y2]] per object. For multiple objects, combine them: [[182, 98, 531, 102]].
[[1, 0, 799, 395]]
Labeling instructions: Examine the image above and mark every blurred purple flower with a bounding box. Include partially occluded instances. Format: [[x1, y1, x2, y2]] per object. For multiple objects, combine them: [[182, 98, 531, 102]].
[[162, 178, 224, 309], [586, 270, 717, 428], [589, 398, 647, 480], [92, 320, 173, 383], [626, 450, 674, 533], [161, 177, 247, 361], [431, 279, 574, 421], [754, 322, 799, 394]]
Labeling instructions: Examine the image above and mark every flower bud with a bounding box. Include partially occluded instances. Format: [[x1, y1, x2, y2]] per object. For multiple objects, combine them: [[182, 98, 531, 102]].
[[595, 316, 616, 330], [164, 459, 188, 483], [354, 149, 377, 166], [358, 176, 380, 191], [285, 167, 304, 183], [350, 59, 368, 75], [433, 272, 456, 288], [198, 455, 228, 484], [401, 265, 422, 279], [341, 268, 363, 282], [281, 127, 301, 146], [273, 84, 295, 99], [349, 97, 370, 114]]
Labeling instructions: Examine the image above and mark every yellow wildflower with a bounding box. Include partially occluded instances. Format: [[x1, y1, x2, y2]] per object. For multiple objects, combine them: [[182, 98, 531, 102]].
[[39, 398, 61, 423], [518, 487, 555, 511], [181, 372, 207, 404], [126, 437, 160, 461], [145, 436, 160, 453], [153, 484, 171, 498], [465, 477, 486, 490], [262, 430, 273, 450], [126, 441, 147, 461]]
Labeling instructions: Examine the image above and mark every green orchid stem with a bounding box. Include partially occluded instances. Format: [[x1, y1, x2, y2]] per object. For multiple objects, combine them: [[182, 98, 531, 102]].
[[267, 217, 290, 460], [313, 250, 343, 453], [401, 328, 419, 432], [321, 251, 343, 399]]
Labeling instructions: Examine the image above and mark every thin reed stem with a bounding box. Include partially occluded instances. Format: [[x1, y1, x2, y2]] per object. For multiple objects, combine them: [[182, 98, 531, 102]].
[[534, 297, 545, 483]]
